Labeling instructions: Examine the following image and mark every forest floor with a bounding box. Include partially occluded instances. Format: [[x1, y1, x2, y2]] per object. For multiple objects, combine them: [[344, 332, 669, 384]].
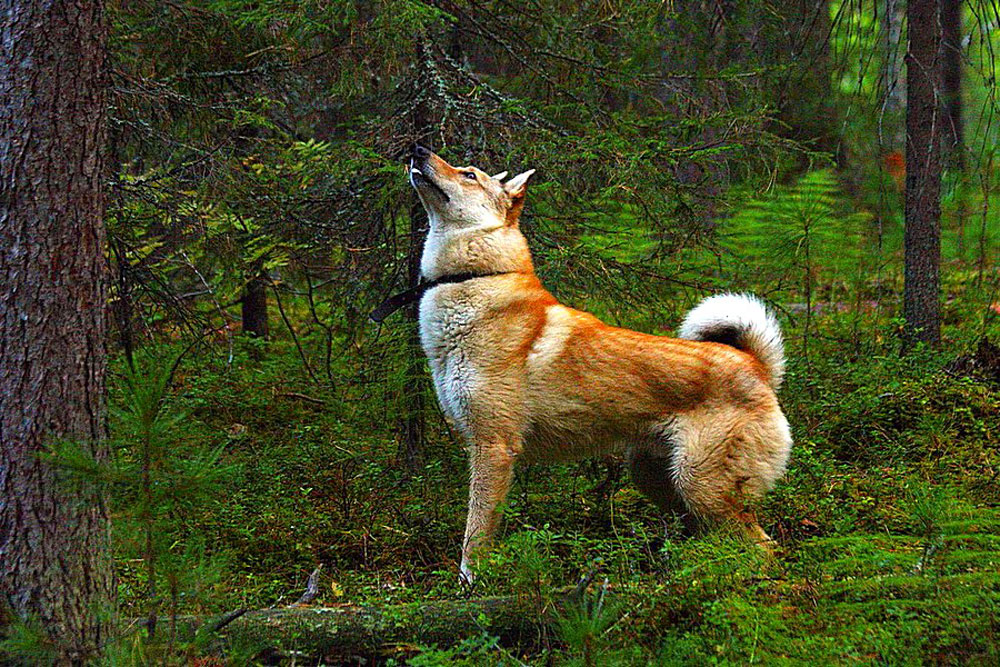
[[110, 172, 1000, 665]]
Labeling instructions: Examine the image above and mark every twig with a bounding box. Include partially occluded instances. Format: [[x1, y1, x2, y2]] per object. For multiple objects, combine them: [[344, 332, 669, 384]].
[[208, 608, 248, 633], [178, 249, 234, 366], [270, 281, 321, 385], [278, 392, 326, 406]]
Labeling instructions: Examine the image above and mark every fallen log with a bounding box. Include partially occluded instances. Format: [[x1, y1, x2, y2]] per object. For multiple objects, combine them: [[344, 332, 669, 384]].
[[175, 586, 596, 662]]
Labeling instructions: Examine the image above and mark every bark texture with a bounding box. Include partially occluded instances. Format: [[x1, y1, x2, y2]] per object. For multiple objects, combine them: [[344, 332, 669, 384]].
[[903, 0, 943, 348], [0, 1, 112, 662]]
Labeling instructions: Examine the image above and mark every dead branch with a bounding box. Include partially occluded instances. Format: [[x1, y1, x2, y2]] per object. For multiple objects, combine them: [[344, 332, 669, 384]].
[[278, 392, 327, 406], [292, 566, 324, 606]]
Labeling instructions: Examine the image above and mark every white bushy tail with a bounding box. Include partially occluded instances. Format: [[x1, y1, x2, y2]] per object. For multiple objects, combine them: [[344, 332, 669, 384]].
[[678, 293, 785, 390]]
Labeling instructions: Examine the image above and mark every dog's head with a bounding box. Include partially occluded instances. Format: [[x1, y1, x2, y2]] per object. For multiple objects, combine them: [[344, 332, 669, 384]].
[[408, 145, 535, 231]]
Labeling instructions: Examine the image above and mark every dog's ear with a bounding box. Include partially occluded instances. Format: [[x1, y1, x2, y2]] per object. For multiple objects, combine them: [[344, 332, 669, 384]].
[[503, 169, 535, 226], [503, 169, 535, 198], [491, 171, 508, 181]]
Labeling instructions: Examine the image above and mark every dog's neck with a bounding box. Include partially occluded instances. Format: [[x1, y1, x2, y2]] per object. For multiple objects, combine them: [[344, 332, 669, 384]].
[[421, 223, 535, 281]]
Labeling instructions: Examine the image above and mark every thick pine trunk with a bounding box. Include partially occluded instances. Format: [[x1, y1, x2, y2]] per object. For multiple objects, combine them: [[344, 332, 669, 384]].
[[0, 1, 112, 662], [903, 0, 943, 348]]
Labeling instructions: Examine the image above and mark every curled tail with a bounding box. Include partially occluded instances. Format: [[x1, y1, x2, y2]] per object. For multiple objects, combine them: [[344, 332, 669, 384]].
[[678, 293, 785, 390]]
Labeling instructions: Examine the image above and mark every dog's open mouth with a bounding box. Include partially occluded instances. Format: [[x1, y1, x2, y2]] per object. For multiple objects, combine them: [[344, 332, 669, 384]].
[[409, 163, 450, 202]]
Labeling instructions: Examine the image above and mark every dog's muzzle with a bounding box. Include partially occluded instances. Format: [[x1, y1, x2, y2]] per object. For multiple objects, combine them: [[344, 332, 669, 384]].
[[409, 158, 449, 202]]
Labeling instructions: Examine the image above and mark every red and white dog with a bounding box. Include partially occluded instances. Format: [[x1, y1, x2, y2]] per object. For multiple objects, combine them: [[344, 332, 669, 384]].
[[407, 146, 791, 581]]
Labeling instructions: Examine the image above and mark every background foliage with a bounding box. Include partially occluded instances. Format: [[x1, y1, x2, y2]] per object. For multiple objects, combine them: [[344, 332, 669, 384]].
[[9, 0, 1000, 664]]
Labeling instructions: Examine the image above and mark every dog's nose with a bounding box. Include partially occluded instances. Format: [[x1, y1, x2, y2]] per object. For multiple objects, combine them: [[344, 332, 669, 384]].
[[412, 144, 431, 160]]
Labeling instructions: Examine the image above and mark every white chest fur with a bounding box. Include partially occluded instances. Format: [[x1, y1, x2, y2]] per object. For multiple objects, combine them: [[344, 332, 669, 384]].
[[418, 285, 484, 434]]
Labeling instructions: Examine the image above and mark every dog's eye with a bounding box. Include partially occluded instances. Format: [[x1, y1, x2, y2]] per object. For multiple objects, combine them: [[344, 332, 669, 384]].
[[464, 171, 477, 181]]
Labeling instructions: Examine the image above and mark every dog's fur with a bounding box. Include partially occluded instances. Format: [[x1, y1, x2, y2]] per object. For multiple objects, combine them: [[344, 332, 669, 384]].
[[409, 148, 792, 581]]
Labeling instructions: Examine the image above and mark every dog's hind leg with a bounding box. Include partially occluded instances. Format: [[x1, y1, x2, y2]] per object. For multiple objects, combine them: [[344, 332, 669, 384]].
[[669, 409, 791, 549], [460, 438, 519, 583], [627, 439, 699, 535]]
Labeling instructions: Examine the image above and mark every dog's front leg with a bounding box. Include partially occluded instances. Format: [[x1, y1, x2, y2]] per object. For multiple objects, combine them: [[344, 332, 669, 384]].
[[460, 441, 518, 584]]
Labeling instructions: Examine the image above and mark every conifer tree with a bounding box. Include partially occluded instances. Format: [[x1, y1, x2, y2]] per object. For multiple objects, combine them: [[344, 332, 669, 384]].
[[904, 0, 943, 347], [0, 1, 113, 661]]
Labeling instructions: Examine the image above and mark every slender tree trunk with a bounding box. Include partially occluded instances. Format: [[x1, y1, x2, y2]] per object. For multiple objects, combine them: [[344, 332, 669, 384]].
[[877, 0, 907, 241], [0, 1, 113, 663], [235, 121, 270, 346], [396, 37, 432, 474], [882, 0, 907, 148], [903, 0, 943, 348], [241, 269, 270, 339], [111, 239, 137, 370], [941, 0, 964, 168], [940, 0, 968, 257], [777, 0, 838, 162], [399, 199, 427, 473]]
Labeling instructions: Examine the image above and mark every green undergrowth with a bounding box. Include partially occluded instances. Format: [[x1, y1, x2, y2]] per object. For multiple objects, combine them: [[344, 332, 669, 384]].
[[94, 169, 1000, 664], [99, 301, 1000, 664]]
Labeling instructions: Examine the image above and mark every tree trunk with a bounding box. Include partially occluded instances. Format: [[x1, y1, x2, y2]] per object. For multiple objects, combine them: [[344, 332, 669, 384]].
[[396, 37, 433, 475], [940, 0, 968, 258], [398, 197, 427, 474], [903, 0, 943, 348], [882, 0, 907, 149], [241, 269, 270, 339], [0, 1, 113, 663], [940, 0, 964, 169]]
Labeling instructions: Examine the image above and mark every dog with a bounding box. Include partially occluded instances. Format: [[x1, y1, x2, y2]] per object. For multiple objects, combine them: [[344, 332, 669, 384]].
[[402, 145, 792, 582]]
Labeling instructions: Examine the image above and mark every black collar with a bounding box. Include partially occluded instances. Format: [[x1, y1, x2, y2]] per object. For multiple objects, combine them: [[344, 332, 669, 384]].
[[369, 272, 511, 323]]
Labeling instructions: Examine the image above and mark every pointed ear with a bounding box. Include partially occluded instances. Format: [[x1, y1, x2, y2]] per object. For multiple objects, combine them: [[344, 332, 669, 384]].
[[491, 171, 508, 181], [503, 169, 535, 227], [503, 169, 536, 198]]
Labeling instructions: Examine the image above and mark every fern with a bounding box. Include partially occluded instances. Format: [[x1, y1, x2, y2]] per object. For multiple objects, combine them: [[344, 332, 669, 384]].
[[717, 169, 873, 299], [803, 493, 1000, 614]]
